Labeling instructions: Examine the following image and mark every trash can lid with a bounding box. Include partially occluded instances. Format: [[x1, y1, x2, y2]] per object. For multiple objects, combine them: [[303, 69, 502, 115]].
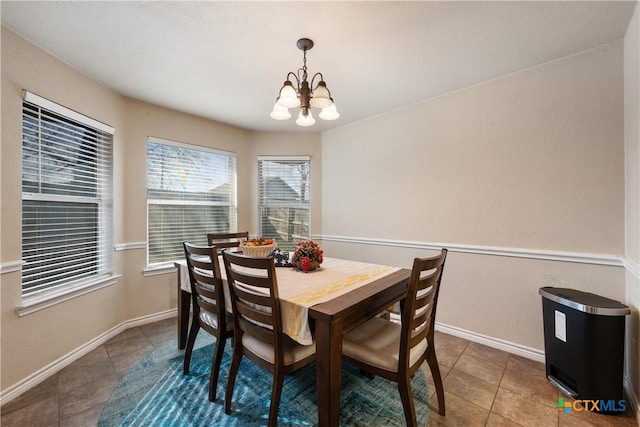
[[539, 287, 631, 316]]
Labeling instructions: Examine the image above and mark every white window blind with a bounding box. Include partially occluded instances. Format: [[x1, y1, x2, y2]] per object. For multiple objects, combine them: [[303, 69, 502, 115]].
[[258, 156, 310, 251], [21, 92, 114, 296], [147, 138, 237, 265]]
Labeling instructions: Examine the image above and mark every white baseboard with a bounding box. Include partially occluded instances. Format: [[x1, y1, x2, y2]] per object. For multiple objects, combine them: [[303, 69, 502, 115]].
[[0, 309, 177, 406], [434, 321, 546, 363], [434, 321, 639, 421]]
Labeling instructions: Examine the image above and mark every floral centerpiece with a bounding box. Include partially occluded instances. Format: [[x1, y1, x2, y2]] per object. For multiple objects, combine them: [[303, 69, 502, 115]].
[[291, 240, 324, 272]]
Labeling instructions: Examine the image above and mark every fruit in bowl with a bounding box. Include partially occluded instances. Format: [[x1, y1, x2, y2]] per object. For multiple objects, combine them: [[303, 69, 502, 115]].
[[240, 237, 276, 257], [245, 237, 274, 247]]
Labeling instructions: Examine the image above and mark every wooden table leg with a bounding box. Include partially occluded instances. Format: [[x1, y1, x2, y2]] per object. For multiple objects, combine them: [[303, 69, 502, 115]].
[[315, 317, 343, 427], [177, 265, 190, 349], [178, 289, 190, 349]]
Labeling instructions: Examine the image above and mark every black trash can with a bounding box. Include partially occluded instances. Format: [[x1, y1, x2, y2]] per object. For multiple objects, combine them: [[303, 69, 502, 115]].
[[539, 287, 630, 414]]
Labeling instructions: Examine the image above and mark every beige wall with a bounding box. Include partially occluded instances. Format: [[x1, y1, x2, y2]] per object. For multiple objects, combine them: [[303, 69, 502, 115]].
[[120, 98, 254, 245], [321, 42, 626, 350], [322, 42, 624, 253], [115, 99, 254, 322], [1, 27, 128, 393], [0, 28, 255, 393], [624, 2, 640, 414]]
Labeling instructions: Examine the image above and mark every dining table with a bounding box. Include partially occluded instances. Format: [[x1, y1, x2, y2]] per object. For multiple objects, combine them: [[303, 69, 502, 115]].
[[175, 256, 411, 427]]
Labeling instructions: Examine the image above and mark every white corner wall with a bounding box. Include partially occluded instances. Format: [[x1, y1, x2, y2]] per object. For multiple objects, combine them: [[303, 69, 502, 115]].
[[321, 42, 626, 354], [624, 1, 640, 418]]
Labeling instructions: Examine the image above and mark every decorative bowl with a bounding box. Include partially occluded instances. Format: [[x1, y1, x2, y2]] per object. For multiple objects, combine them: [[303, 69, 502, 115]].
[[239, 241, 277, 258]]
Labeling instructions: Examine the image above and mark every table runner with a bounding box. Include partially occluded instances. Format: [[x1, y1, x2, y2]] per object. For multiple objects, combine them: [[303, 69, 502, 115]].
[[178, 257, 400, 345]]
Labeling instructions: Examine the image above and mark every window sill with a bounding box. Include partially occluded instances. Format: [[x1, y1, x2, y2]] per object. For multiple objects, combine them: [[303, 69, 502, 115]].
[[142, 263, 179, 277], [16, 274, 121, 317]]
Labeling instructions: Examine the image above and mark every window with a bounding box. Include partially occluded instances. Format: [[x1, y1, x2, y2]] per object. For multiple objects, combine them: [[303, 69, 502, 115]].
[[147, 138, 237, 265], [258, 156, 310, 251], [21, 91, 114, 296]]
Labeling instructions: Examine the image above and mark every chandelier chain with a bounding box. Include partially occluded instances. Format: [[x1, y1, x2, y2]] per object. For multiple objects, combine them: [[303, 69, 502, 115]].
[[301, 48, 308, 84]]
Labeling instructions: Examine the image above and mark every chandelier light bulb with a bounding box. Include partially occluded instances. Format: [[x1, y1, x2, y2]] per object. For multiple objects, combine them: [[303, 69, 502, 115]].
[[276, 81, 301, 108], [270, 103, 291, 120], [310, 82, 332, 108], [319, 103, 340, 121], [296, 110, 316, 127]]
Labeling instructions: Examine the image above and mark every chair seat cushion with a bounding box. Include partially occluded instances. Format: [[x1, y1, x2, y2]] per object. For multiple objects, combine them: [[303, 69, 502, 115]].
[[342, 317, 427, 372], [242, 334, 315, 366]]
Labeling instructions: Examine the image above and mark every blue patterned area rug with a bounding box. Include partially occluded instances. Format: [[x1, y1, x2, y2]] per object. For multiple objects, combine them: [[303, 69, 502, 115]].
[[98, 336, 429, 426]]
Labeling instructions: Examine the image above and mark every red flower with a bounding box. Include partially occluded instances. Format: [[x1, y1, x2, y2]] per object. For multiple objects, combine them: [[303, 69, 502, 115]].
[[301, 256, 311, 272]]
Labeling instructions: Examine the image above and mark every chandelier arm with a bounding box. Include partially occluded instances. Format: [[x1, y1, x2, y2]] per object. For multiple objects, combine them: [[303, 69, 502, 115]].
[[310, 72, 324, 90], [286, 72, 301, 91]]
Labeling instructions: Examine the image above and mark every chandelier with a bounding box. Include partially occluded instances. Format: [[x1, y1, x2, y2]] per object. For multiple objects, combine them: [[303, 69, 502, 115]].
[[270, 38, 339, 126]]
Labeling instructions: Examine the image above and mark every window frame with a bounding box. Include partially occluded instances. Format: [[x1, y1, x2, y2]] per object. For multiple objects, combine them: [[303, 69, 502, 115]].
[[19, 91, 115, 307], [257, 155, 311, 251], [146, 137, 238, 268]]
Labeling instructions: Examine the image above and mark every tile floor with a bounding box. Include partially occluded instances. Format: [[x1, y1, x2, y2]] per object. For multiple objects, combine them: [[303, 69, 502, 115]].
[[1, 317, 637, 426]]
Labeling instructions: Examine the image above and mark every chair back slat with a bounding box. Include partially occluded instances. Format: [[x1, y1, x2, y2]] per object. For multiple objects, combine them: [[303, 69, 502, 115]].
[[206, 232, 248, 275], [213, 241, 246, 252], [223, 250, 283, 353], [239, 317, 278, 344], [228, 270, 273, 290], [414, 288, 435, 312], [236, 302, 276, 329], [190, 257, 214, 272], [183, 242, 226, 320], [400, 249, 448, 372], [191, 269, 214, 285], [207, 232, 249, 249], [411, 310, 430, 333], [186, 240, 224, 277], [197, 297, 218, 314], [232, 282, 273, 306], [409, 325, 429, 349]]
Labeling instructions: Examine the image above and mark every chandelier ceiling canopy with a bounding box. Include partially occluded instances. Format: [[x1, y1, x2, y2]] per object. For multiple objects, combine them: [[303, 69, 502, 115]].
[[271, 38, 339, 127]]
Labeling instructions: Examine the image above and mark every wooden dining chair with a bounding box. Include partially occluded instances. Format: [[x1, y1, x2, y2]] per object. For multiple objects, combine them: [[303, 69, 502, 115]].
[[342, 249, 448, 425], [222, 250, 316, 427], [204, 231, 249, 280], [182, 241, 234, 402], [206, 231, 249, 252]]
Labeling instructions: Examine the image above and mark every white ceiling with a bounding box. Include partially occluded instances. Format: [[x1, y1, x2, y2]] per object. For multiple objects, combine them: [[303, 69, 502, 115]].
[[1, 1, 636, 133]]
